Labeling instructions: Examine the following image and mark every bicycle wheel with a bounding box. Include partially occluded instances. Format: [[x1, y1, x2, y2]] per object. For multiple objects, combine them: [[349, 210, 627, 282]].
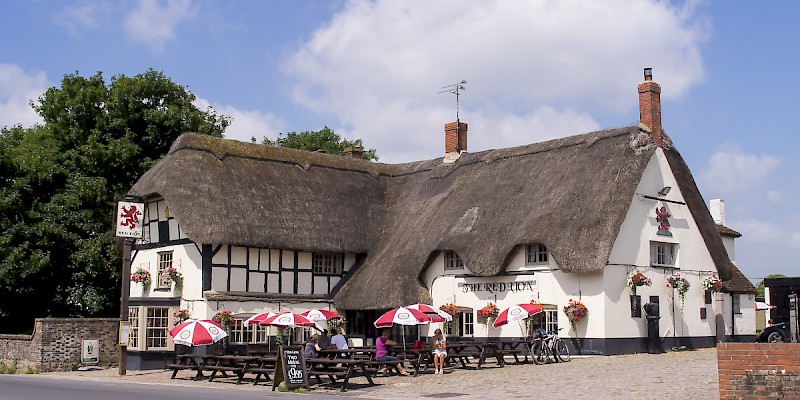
[[555, 339, 570, 362], [533, 342, 547, 365]]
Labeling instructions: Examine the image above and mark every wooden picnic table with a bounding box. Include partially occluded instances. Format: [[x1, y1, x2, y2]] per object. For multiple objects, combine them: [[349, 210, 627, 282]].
[[166, 354, 216, 380], [204, 355, 279, 385], [317, 348, 376, 360], [306, 357, 402, 392], [446, 342, 505, 369]]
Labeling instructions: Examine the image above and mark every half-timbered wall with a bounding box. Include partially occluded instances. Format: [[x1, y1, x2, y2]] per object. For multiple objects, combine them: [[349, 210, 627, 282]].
[[141, 198, 188, 244], [210, 245, 355, 296]]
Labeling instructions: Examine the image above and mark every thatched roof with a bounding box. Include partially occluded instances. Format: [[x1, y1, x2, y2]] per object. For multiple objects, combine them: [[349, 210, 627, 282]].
[[722, 264, 757, 294], [131, 134, 391, 253], [716, 224, 742, 238], [131, 126, 733, 310]]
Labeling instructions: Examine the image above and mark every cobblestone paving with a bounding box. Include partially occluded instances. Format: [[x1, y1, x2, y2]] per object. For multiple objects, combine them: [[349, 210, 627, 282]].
[[43, 349, 719, 399]]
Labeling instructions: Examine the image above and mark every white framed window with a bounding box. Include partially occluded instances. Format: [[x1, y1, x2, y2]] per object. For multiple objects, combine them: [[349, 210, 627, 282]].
[[229, 318, 271, 344], [732, 294, 741, 314], [313, 253, 343, 275], [156, 251, 173, 288], [128, 307, 139, 349], [650, 242, 676, 267], [526, 244, 549, 265], [444, 251, 464, 270], [461, 310, 474, 336], [146, 307, 170, 349], [543, 308, 559, 335]]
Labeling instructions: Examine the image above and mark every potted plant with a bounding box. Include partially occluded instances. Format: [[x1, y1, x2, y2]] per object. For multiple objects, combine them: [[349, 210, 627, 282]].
[[478, 302, 499, 328], [130, 267, 151, 287], [173, 309, 190, 325], [563, 298, 588, 333], [213, 310, 233, 330], [627, 270, 652, 295], [701, 274, 723, 292], [161, 265, 183, 288], [666, 271, 691, 307], [439, 303, 460, 333]]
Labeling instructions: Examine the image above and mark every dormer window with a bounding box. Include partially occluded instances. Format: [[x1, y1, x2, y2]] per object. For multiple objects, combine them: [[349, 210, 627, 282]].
[[650, 242, 676, 267], [444, 251, 464, 270], [526, 244, 549, 265]]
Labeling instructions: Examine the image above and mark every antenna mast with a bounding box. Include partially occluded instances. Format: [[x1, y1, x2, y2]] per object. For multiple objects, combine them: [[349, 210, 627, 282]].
[[438, 80, 467, 122]]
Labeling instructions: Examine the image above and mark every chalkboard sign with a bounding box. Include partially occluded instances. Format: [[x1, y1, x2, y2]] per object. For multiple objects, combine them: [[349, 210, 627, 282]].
[[273, 345, 308, 391]]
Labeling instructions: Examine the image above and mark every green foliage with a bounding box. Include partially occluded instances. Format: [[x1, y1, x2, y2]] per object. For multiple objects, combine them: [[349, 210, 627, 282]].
[[0, 360, 18, 374], [24, 365, 37, 374], [756, 274, 786, 298], [0, 69, 229, 333], [262, 127, 378, 161]]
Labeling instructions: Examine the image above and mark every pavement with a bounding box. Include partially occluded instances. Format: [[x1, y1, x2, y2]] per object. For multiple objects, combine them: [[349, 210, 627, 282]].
[[42, 349, 720, 399]]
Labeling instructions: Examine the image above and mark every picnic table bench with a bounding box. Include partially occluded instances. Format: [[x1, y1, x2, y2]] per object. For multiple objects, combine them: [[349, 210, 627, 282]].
[[166, 354, 214, 380], [447, 342, 505, 369], [306, 357, 396, 392]]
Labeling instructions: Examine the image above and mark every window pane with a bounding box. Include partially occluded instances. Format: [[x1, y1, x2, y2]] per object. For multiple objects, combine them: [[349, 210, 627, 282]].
[[146, 307, 170, 349], [128, 307, 139, 349], [157, 252, 173, 288]]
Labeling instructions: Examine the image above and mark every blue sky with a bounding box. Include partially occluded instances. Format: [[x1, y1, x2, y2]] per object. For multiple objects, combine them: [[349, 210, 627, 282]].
[[2, 0, 798, 282]]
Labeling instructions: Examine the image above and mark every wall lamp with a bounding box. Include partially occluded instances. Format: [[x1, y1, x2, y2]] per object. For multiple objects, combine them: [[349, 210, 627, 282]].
[[636, 186, 685, 205], [658, 186, 671, 197]]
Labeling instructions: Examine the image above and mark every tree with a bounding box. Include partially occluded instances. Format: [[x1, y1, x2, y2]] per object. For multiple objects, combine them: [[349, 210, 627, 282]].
[[261, 127, 378, 161], [0, 70, 229, 333], [756, 274, 786, 298]]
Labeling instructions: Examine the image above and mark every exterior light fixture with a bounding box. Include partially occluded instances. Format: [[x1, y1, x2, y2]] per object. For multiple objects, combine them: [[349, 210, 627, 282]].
[[658, 186, 671, 197]]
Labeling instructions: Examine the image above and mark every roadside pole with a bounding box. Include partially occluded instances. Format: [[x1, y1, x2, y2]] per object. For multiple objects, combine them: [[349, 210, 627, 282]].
[[119, 237, 132, 375]]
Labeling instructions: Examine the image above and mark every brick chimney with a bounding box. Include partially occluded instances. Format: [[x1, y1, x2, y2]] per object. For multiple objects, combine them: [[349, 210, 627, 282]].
[[445, 121, 468, 155], [342, 145, 363, 159], [638, 67, 663, 147]]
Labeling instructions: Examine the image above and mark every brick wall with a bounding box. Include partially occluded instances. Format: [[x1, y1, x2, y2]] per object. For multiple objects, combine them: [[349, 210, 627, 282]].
[[0, 318, 119, 372], [717, 342, 800, 399]]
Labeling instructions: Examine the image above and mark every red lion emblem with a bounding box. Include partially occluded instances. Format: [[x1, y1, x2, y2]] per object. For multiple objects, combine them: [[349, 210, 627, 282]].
[[119, 205, 142, 230]]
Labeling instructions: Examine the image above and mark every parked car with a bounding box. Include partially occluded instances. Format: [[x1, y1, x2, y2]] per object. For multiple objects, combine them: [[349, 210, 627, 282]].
[[756, 321, 790, 343]]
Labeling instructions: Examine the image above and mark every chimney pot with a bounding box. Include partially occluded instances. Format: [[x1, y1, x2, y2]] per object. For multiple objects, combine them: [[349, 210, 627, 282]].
[[644, 67, 653, 81]]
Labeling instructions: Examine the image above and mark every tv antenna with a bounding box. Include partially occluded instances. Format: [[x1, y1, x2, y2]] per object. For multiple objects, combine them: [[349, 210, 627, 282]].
[[438, 80, 467, 122]]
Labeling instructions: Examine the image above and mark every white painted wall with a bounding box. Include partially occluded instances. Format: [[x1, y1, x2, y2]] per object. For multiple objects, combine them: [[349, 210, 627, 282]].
[[129, 243, 202, 299]]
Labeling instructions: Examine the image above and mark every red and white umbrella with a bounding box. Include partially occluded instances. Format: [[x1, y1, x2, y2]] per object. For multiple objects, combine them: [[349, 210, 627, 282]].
[[301, 309, 342, 322], [243, 311, 277, 327], [374, 307, 431, 328], [493, 303, 544, 328], [169, 319, 228, 346], [406, 303, 453, 323], [260, 312, 317, 328]]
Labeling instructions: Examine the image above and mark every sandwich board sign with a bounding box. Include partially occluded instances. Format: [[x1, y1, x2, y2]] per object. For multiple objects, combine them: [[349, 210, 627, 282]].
[[272, 345, 308, 391], [82, 339, 100, 365]]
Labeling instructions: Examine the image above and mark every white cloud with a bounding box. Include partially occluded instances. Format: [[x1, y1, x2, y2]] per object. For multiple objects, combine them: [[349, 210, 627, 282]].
[[700, 144, 779, 192], [283, 0, 707, 162], [0, 64, 49, 128], [730, 218, 783, 243], [53, 1, 111, 35], [124, 0, 196, 52], [193, 98, 285, 143]]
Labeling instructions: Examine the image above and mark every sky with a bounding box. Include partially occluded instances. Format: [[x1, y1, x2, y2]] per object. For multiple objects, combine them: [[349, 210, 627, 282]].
[[1, 0, 798, 283]]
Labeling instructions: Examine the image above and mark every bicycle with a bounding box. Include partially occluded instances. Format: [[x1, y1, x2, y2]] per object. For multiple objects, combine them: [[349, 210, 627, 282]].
[[531, 328, 570, 364]]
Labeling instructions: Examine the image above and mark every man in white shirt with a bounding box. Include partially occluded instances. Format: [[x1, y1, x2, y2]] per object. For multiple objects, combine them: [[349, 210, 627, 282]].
[[330, 328, 348, 349]]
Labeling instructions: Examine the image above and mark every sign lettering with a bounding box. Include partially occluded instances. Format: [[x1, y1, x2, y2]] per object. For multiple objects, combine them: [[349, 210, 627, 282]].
[[460, 280, 536, 293], [274, 345, 308, 391]]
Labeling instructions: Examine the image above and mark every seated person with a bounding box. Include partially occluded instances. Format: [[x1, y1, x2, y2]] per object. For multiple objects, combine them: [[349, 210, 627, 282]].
[[529, 324, 547, 342], [317, 329, 336, 350], [330, 328, 349, 350], [429, 328, 447, 375], [375, 329, 410, 376], [303, 334, 322, 359]]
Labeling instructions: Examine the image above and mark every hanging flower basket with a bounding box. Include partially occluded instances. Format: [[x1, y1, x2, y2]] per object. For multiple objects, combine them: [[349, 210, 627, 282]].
[[666, 272, 691, 307], [161, 266, 183, 288], [439, 303, 460, 316], [173, 309, 190, 326], [213, 310, 233, 329], [627, 270, 652, 295], [130, 268, 151, 287], [701, 274, 723, 292], [478, 303, 499, 328], [563, 299, 588, 333]]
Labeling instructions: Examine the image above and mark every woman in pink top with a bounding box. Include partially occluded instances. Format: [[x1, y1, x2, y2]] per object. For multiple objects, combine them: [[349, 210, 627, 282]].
[[375, 330, 410, 375]]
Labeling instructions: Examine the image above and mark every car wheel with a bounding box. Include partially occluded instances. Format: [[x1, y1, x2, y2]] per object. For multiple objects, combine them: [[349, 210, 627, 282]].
[[767, 331, 784, 343]]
